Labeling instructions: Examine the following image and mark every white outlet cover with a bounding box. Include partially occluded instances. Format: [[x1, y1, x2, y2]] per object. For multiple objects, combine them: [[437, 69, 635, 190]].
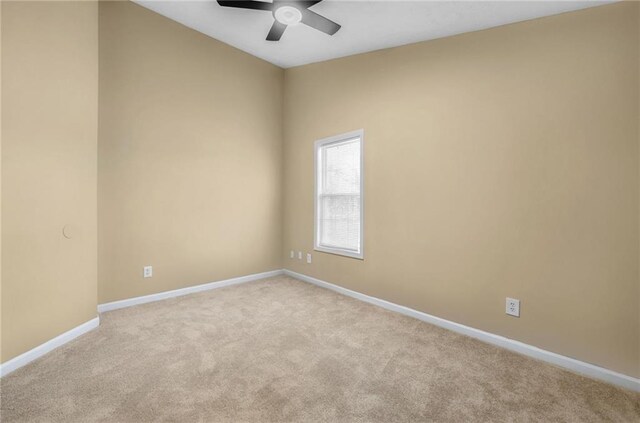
[[144, 266, 153, 278], [306, 253, 312, 264], [506, 297, 520, 317], [290, 250, 294, 259], [298, 251, 302, 260]]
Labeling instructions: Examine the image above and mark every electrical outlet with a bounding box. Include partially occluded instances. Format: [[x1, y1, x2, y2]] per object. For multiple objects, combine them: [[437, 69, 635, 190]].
[[143, 266, 153, 278], [506, 297, 520, 317], [306, 253, 312, 264], [298, 251, 302, 260], [290, 250, 294, 259]]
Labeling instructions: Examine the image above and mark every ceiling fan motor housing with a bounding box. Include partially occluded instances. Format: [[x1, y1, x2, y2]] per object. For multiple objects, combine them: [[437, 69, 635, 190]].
[[274, 5, 303, 26]]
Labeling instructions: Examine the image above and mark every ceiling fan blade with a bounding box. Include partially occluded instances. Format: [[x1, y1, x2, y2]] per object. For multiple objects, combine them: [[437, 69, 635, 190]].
[[295, 1, 323, 8], [266, 20, 287, 41], [273, 0, 322, 7], [301, 9, 340, 35], [217, 1, 274, 11]]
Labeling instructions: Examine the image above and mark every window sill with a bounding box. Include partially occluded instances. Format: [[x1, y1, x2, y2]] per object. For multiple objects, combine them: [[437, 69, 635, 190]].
[[314, 245, 363, 260]]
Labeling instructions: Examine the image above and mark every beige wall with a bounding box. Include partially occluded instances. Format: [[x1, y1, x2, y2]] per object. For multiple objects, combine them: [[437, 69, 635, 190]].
[[283, 2, 640, 378], [1, 0, 637, 381], [1, 1, 98, 362], [98, 2, 284, 304]]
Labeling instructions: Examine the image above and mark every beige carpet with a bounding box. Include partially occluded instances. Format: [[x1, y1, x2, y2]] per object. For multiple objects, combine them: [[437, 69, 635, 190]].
[[1, 276, 638, 422]]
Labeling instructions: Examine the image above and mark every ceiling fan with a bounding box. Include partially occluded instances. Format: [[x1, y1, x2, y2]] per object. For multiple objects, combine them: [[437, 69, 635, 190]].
[[217, 1, 341, 41]]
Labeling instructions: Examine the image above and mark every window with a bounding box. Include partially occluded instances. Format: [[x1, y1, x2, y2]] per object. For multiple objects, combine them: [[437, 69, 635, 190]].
[[314, 129, 364, 259]]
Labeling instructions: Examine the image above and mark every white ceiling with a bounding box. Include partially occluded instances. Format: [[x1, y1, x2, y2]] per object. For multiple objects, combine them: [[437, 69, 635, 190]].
[[134, 0, 613, 68]]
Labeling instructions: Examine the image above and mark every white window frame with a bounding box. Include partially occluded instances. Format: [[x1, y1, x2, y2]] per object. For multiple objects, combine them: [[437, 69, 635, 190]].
[[314, 129, 364, 260]]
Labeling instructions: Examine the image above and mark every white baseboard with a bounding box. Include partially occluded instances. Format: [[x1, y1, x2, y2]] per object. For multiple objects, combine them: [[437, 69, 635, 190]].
[[5, 269, 636, 393], [98, 269, 284, 313], [283, 269, 640, 393], [0, 316, 100, 378]]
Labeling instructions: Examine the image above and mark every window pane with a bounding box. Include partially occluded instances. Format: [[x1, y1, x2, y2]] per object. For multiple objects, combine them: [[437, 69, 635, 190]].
[[317, 136, 361, 255], [319, 194, 360, 251], [323, 140, 360, 195]]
